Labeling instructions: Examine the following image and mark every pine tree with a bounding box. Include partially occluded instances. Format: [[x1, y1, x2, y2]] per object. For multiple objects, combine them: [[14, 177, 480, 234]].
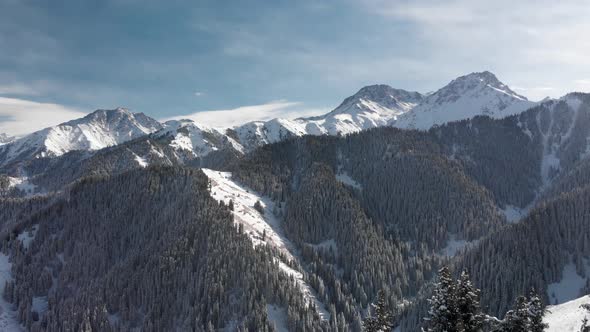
[[528, 289, 548, 332], [424, 266, 459, 332], [499, 296, 529, 332], [363, 290, 393, 331], [456, 270, 484, 332]]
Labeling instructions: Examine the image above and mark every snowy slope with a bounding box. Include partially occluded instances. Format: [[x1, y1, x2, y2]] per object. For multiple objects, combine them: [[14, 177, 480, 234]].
[[545, 295, 590, 332], [202, 169, 330, 320], [393, 71, 536, 130], [158, 119, 243, 158], [0, 108, 161, 167]]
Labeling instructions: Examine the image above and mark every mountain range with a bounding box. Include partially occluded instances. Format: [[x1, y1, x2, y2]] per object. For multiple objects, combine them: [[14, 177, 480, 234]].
[[1, 71, 590, 331], [0, 71, 540, 173]]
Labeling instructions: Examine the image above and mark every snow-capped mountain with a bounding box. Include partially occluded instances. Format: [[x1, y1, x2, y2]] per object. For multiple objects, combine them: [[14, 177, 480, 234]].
[[233, 85, 423, 150], [393, 71, 536, 129], [0, 108, 162, 168]]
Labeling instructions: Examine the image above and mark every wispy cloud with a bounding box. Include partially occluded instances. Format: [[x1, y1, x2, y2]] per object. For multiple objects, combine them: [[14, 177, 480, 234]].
[[164, 100, 327, 128], [194, 91, 205, 97], [0, 97, 86, 136]]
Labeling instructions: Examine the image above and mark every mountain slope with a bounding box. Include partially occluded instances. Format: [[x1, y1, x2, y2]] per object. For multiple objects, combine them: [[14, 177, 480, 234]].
[[393, 71, 536, 129], [0, 108, 162, 170]]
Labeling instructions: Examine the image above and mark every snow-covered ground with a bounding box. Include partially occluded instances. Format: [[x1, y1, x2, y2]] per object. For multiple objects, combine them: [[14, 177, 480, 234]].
[[0, 254, 23, 331], [266, 305, 289, 332], [547, 260, 590, 304], [202, 169, 330, 320], [545, 295, 590, 332], [441, 233, 470, 256], [17, 224, 38, 250], [499, 205, 529, 223], [335, 172, 362, 190]]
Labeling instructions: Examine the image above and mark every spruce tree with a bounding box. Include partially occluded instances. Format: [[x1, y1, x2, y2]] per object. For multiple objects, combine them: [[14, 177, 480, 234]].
[[424, 266, 458, 332], [456, 270, 484, 332], [363, 290, 393, 331], [528, 289, 548, 332], [580, 303, 590, 332], [500, 296, 529, 332]]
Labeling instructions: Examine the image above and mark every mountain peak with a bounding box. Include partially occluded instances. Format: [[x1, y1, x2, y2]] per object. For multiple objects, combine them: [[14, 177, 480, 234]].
[[392, 71, 536, 129]]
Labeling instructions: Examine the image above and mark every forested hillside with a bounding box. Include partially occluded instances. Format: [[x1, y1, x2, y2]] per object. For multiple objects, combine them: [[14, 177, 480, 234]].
[[0, 94, 590, 331]]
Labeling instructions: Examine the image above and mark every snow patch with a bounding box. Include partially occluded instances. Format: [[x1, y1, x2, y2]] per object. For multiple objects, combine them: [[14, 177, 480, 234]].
[[266, 305, 289, 332], [500, 205, 528, 223], [17, 224, 38, 249], [547, 260, 590, 304], [32, 296, 48, 315], [545, 295, 590, 332], [0, 253, 24, 331], [441, 233, 469, 256], [335, 172, 362, 190]]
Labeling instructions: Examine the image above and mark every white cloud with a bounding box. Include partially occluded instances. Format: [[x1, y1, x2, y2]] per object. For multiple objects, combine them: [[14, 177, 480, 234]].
[[0, 83, 39, 96], [0, 97, 86, 136], [164, 100, 328, 128], [194, 91, 205, 97]]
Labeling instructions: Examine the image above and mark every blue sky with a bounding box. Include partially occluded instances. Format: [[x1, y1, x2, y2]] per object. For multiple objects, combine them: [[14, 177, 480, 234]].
[[1, 0, 590, 135]]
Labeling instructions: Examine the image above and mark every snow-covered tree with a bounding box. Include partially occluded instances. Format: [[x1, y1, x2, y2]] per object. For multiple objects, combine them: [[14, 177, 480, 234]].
[[456, 270, 484, 331], [363, 290, 393, 331], [424, 266, 459, 332]]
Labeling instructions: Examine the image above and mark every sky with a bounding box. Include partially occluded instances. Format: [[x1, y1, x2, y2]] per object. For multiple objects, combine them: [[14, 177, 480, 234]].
[[1, 0, 590, 136]]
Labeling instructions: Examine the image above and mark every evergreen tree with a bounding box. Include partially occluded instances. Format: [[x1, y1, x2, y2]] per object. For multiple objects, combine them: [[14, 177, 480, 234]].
[[456, 271, 484, 332], [363, 290, 392, 331], [424, 266, 459, 332], [528, 289, 548, 332], [499, 296, 529, 332]]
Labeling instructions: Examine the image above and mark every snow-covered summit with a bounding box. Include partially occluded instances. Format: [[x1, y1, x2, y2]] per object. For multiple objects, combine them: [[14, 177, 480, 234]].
[[158, 119, 244, 157], [0, 108, 162, 167], [302, 84, 423, 135], [232, 85, 423, 150], [393, 71, 536, 130]]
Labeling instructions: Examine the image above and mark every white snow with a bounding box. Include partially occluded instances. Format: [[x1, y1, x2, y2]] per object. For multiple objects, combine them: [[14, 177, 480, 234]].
[[266, 305, 289, 332], [132, 153, 148, 168], [335, 172, 362, 190], [545, 295, 590, 332], [500, 205, 528, 223], [32, 296, 48, 315], [0, 108, 161, 166], [202, 169, 330, 320], [8, 175, 37, 196], [0, 253, 24, 331], [547, 260, 590, 304], [441, 233, 469, 256], [393, 72, 536, 130], [17, 224, 38, 249]]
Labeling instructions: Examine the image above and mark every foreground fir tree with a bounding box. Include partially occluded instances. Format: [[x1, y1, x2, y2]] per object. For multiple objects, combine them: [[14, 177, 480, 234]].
[[424, 266, 459, 332], [528, 289, 548, 332], [363, 290, 393, 331], [456, 271, 485, 331]]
